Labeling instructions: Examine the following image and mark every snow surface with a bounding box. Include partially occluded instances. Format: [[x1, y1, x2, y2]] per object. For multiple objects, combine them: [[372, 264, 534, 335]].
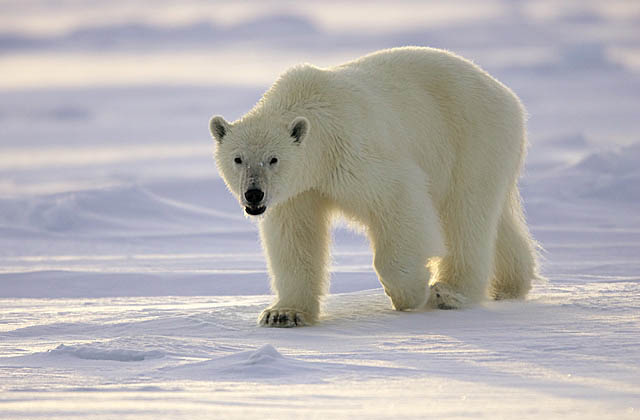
[[1, 1, 639, 418]]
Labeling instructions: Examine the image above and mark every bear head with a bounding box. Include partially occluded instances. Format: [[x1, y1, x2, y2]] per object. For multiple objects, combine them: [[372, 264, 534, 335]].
[[210, 114, 310, 216]]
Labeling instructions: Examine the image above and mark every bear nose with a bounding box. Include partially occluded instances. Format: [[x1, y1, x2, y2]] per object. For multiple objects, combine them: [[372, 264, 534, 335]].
[[244, 188, 264, 204]]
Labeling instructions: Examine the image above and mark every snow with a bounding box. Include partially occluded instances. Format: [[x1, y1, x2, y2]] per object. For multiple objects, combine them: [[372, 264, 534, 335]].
[[1, 1, 639, 418], [48, 344, 165, 362]]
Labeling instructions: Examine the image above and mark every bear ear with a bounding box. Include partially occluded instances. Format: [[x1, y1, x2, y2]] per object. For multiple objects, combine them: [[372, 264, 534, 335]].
[[209, 115, 230, 143], [289, 116, 309, 144]]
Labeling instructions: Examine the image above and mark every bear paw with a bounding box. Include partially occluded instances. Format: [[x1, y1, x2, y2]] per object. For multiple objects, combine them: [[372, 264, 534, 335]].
[[258, 308, 311, 328], [427, 283, 467, 310]]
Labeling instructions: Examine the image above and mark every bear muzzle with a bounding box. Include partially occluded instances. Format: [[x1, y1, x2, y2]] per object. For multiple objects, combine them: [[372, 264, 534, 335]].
[[245, 188, 264, 204], [244, 188, 266, 215], [245, 205, 266, 216]]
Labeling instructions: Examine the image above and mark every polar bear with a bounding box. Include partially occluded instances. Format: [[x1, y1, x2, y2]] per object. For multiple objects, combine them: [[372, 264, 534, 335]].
[[209, 47, 540, 327]]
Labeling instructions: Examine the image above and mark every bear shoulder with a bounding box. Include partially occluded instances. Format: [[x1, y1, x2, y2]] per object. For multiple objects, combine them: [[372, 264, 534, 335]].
[[260, 64, 347, 115]]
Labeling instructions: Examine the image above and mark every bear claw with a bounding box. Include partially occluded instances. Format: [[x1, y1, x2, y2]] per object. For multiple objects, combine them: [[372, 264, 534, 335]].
[[258, 309, 308, 328]]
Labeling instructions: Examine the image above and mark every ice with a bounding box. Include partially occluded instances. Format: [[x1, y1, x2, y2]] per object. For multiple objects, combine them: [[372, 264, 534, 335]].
[[0, 1, 639, 419]]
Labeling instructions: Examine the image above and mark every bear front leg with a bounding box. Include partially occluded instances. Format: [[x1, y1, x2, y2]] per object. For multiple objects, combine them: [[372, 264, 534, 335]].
[[258, 191, 331, 327], [368, 179, 445, 311]]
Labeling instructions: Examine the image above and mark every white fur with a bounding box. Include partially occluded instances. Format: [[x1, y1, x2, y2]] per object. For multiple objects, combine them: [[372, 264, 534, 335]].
[[210, 47, 541, 327]]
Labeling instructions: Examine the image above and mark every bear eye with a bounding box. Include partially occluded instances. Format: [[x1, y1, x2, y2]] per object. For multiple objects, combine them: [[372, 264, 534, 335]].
[[269, 157, 278, 165], [234, 157, 242, 164]]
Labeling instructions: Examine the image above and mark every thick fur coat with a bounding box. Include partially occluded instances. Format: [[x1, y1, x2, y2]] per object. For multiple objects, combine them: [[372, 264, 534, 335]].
[[210, 47, 540, 327]]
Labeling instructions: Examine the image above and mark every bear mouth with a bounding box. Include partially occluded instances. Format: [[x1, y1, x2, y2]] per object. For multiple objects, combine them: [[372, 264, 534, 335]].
[[245, 205, 266, 216]]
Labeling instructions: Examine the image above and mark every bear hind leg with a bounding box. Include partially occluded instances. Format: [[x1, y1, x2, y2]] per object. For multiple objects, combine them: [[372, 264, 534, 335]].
[[490, 190, 538, 300], [427, 187, 504, 309]]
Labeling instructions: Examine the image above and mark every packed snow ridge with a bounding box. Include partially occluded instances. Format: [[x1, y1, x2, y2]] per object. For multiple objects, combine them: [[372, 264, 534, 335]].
[[49, 344, 165, 362]]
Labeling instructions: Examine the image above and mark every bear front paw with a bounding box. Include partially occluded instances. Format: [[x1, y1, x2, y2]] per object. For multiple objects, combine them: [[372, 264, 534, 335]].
[[427, 283, 468, 310], [258, 308, 311, 328]]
